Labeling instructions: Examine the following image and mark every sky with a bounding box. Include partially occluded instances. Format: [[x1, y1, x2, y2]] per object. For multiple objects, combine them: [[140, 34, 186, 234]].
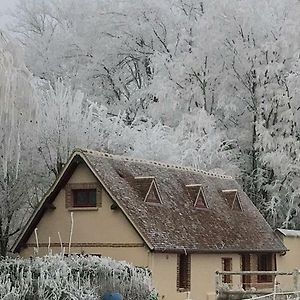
[[0, 0, 17, 28]]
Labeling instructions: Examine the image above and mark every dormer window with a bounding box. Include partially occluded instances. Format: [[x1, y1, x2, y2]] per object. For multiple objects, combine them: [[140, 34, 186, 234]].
[[135, 177, 162, 204], [222, 190, 242, 211], [186, 184, 208, 209]]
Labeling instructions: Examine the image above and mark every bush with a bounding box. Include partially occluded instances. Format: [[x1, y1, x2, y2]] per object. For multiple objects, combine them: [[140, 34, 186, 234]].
[[0, 254, 158, 300]]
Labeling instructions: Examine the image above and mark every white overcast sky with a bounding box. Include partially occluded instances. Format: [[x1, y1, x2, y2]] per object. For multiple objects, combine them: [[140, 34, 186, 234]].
[[0, 0, 18, 28]]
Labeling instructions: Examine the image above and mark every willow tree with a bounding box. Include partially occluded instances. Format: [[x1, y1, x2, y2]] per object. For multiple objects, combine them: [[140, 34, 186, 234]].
[[0, 31, 36, 256]]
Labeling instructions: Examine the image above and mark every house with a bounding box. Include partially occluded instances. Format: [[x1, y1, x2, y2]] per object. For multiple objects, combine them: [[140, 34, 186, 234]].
[[12, 149, 286, 300], [275, 229, 300, 291]]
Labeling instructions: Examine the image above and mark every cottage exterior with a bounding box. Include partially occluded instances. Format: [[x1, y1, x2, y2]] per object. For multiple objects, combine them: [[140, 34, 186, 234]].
[[12, 149, 286, 300]]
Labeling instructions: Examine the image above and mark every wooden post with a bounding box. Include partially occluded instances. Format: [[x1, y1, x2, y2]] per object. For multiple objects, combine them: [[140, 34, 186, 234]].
[[293, 269, 299, 291], [216, 271, 220, 296], [293, 269, 300, 300], [272, 275, 277, 300]]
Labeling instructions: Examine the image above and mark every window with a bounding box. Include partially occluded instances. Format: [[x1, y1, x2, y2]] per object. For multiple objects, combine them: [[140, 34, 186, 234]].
[[194, 186, 207, 209], [73, 189, 96, 207], [222, 190, 242, 211], [145, 181, 162, 204], [257, 254, 275, 283], [64, 253, 102, 257], [177, 254, 191, 291], [222, 258, 232, 284], [186, 184, 208, 209], [134, 177, 162, 204], [65, 183, 101, 208]]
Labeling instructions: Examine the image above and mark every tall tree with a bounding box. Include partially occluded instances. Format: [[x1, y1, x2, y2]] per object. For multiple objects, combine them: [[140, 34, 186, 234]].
[[9, 0, 300, 229], [0, 31, 36, 256]]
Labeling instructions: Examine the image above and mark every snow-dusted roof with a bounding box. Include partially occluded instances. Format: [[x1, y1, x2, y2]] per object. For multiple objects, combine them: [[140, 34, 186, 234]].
[[13, 148, 286, 253], [276, 228, 300, 237]]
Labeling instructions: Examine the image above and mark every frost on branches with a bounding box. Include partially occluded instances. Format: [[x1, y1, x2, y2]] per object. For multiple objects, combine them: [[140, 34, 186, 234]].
[[34, 80, 108, 177], [0, 254, 157, 300], [0, 31, 36, 257], [5, 0, 300, 231]]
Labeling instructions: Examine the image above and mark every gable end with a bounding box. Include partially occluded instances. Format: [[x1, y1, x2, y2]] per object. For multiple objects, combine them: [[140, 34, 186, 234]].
[[12, 152, 154, 253]]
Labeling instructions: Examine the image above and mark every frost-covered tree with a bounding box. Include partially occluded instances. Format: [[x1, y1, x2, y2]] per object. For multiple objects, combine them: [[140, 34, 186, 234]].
[[12, 0, 156, 121], [0, 31, 36, 256], [8, 0, 300, 229], [34, 80, 109, 177], [217, 0, 300, 226], [255, 66, 300, 227]]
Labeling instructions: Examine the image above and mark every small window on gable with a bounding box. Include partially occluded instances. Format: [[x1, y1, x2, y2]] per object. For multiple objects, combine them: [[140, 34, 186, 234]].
[[73, 189, 96, 207], [222, 190, 242, 211], [65, 183, 101, 209], [135, 177, 162, 204], [186, 184, 208, 209]]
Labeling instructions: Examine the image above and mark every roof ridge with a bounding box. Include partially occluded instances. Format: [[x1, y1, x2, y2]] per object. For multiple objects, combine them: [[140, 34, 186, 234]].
[[76, 148, 233, 180]]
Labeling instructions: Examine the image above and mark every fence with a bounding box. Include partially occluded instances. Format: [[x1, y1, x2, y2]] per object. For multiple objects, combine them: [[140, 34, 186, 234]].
[[216, 270, 300, 300], [243, 290, 300, 300]]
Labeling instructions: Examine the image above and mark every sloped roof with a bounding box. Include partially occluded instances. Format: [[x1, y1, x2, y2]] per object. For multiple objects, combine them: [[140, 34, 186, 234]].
[[13, 149, 286, 253], [276, 228, 300, 238]]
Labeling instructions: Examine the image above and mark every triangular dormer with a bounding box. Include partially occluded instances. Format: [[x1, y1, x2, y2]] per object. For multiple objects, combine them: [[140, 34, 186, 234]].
[[222, 189, 242, 211], [135, 177, 162, 204], [186, 184, 208, 209]]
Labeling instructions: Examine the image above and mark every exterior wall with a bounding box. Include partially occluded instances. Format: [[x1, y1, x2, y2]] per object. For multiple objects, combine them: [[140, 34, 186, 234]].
[[20, 164, 150, 267], [150, 253, 179, 300], [277, 235, 300, 271], [277, 235, 300, 291], [191, 254, 241, 300], [151, 253, 241, 300]]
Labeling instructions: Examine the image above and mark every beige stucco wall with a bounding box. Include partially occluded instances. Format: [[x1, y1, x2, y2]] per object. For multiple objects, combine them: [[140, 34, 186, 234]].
[[20, 164, 149, 267], [277, 235, 300, 271], [276, 235, 300, 291], [191, 253, 241, 300], [150, 253, 178, 300], [150, 252, 241, 300]]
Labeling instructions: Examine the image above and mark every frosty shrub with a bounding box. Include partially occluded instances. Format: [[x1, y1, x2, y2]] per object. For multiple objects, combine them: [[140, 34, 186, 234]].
[[0, 254, 157, 300]]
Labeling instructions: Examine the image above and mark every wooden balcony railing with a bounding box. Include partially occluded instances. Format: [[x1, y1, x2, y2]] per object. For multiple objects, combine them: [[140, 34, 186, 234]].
[[216, 270, 300, 299]]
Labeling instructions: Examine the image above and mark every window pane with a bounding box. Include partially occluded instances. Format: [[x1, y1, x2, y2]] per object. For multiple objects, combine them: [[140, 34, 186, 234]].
[[257, 254, 274, 283], [222, 258, 232, 284], [73, 189, 96, 207], [145, 185, 161, 203], [195, 189, 206, 208], [178, 254, 190, 290]]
